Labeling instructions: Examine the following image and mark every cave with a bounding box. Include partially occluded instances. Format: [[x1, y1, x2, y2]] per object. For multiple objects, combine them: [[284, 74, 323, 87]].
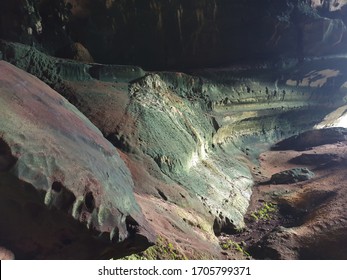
[[1, 0, 347, 261]]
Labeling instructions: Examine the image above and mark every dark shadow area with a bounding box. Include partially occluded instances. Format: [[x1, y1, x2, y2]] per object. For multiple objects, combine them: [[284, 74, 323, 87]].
[[0, 172, 151, 259], [0, 138, 17, 172]]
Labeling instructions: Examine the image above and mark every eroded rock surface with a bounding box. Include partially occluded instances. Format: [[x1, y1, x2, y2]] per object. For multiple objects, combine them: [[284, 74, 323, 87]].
[[0, 61, 154, 259], [2, 39, 347, 258]]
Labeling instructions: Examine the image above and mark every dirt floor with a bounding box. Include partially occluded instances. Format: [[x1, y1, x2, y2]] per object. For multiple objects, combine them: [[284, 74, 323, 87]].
[[219, 139, 347, 259]]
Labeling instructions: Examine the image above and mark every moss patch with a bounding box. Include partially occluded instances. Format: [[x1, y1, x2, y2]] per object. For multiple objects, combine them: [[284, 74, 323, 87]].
[[120, 236, 187, 260]]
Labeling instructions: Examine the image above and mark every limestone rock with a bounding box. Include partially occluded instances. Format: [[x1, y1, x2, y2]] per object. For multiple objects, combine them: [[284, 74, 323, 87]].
[[2, 40, 344, 236], [0, 40, 145, 85], [270, 167, 315, 184], [0, 61, 155, 259]]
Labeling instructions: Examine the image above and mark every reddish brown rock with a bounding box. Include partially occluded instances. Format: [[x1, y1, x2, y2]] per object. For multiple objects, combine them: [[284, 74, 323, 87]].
[[56, 42, 94, 63], [0, 61, 155, 259], [249, 137, 347, 260]]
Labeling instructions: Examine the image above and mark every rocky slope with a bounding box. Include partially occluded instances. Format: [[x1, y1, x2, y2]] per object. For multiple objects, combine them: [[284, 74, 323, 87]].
[[1, 39, 347, 258]]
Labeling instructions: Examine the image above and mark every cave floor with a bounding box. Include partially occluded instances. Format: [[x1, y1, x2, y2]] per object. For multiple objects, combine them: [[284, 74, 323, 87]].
[[219, 139, 347, 259]]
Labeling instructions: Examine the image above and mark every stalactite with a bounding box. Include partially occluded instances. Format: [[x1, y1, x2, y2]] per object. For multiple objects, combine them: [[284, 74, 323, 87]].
[[177, 4, 183, 45], [150, 0, 163, 30], [213, 0, 217, 22], [105, 0, 114, 9], [196, 8, 204, 26]]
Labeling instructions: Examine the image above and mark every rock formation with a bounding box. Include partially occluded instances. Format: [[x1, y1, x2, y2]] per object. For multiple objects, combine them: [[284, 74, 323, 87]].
[[1, 0, 347, 260], [2, 37, 347, 258], [0, 61, 154, 259]]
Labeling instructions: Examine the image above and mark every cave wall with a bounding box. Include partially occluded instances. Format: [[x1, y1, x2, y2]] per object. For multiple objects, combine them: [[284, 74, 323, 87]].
[[2, 0, 347, 69]]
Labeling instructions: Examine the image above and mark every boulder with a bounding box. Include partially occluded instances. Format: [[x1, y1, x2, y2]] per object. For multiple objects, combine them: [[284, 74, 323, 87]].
[[272, 128, 347, 151], [56, 42, 94, 63], [270, 167, 315, 184], [289, 153, 340, 166], [0, 61, 155, 259]]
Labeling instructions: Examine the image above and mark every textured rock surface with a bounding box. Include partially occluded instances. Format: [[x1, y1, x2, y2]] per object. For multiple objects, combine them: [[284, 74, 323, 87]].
[[236, 133, 347, 260], [0, 61, 154, 259], [2, 39, 347, 258], [0, 42, 256, 233], [270, 167, 315, 184], [126, 74, 254, 233]]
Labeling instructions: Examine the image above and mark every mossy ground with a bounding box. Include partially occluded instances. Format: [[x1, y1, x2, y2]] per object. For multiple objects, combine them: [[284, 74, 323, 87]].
[[120, 236, 187, 260]]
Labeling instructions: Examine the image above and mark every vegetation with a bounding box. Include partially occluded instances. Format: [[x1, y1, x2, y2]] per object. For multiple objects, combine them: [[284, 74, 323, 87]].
[[120, 236, 187, 260], [250, 202, 277, 222], [220, 240, 250, 257]]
